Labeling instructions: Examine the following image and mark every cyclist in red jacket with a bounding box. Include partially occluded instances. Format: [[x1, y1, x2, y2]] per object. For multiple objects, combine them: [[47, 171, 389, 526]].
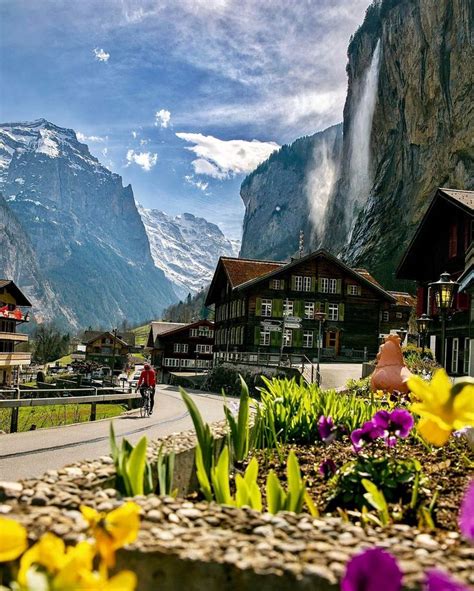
[[136, 363, 156, 413]]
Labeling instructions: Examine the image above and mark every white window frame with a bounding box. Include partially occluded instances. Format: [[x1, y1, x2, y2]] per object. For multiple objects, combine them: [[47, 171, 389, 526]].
[[464, 337, 470, 374], [261, 299, 272, 317], [283, 300, 294, 317], [190, 328, 199, 337], [294, 276, 303, 291], [164, 358, 180, 368], [303, 330, 313, 348], [303, 276, 312, 292], [452, 337, 459, 374], [396, 312, 403, 319], [260, 329, 270, 346], [382, 311, 389, 322], [271, 279, 281, 289], [328, 278, 337, 294], [348, 284, 359, 295], [304, 301, 315, 319], [320, 278, 329, 293], [328, 303, 339, 321], [196, 344, 213, 354], [283, 329, 292, 347]]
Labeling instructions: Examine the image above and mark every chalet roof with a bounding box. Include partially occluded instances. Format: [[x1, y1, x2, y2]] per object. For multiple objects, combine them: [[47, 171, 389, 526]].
[[221, 257, 285, 288], [0, 279, 32, 307], [149, 321, 186, 342], [439, 188, 474, 212], [388, 291, 417, 307], [154, 319, 215, 341], [352, 268, 384, 289], [83, 331, 129, 347]]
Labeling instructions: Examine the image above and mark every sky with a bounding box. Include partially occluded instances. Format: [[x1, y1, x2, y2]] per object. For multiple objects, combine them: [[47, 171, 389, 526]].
[[0, 0, 369, 239]]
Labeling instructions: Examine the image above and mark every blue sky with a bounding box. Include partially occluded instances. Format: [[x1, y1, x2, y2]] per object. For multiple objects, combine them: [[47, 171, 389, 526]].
[[0, 0, 369, 239]]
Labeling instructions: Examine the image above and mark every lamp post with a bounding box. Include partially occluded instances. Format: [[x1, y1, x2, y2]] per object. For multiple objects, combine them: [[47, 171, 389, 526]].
[[110, 327, 118, 383], [416, 313, 432, 354], [429, 272, 458, 368], [315, 311, 326, 386]]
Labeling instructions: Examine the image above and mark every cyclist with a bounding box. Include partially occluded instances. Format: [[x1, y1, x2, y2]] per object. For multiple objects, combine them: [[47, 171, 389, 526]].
[[136, 363, 156, 414]]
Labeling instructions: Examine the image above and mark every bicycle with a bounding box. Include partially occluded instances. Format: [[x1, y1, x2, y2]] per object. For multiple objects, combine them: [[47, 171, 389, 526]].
[[139, 386, 153, 418]]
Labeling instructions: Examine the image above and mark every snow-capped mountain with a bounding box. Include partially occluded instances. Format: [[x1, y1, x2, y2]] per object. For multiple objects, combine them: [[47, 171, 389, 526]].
[[138, 205, 240, 298], [0, 119, 177, 328]]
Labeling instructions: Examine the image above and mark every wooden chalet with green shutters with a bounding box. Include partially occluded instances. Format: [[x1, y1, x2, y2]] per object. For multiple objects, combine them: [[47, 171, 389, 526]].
[[205, 250, 397, 361]]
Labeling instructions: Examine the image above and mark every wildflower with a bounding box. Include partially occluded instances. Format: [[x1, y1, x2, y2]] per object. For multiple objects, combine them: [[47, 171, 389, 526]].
[[426, 569, 470, 591], [318, 415, 336, 443], [80, 501, 141, 567], [459, 480, 474, 541], [319, 458, 337, 479], [350, 421, 383, 453], [408, 370, 474, 446], [372, 409, 414, 447], [0, 517, 28, 562], [341, 547, 402, 591], [18, 532, 67, 585]]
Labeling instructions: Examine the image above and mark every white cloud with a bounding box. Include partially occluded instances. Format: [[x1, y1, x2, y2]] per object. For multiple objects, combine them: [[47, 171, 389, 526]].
[[126, 149, 158, 171], [131, 130, 138, 139], [176, 132, 279, 178], [184, 174, 209, 192], [140, 138, 149, 146], [155, 109, 171, 128], [93, 48, 110, 62], [77, 132, 106, 143]]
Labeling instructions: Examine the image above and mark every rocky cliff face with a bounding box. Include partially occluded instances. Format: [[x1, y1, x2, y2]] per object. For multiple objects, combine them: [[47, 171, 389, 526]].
[[0, 119, 177, 329], [240, 124, 343, 261], [138, 205, 239, 298], [323, 0, 473, 286]]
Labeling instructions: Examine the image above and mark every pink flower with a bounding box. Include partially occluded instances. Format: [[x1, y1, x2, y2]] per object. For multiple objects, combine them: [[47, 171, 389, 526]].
[[426, 569, 470, 591], [459, 479, 474, 541], [341, 548, 402, 591]]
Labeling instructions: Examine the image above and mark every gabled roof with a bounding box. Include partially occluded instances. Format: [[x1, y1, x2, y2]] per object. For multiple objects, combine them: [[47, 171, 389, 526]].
[[148, 321, 186, 343], [84, 331, 129, 347], [154, 319, 214, 341], [353, 268, 384, 289], [388, 291, 417, 307], [439, 188, 474, 212], [0, 280, 32, 307]]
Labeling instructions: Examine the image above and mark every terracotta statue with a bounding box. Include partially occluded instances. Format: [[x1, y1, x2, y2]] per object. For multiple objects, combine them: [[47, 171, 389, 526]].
[[370, 334, 413, 394]]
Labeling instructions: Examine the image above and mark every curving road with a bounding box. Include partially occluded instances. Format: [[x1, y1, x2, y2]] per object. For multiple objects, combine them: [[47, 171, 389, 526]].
[[0, 385, 227, 482]]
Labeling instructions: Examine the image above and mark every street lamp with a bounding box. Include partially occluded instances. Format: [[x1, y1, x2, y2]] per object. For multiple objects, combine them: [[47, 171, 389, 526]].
[[314, 311, 326, 387], [429, 272, 458, 368], [416, 313, 432, 353]]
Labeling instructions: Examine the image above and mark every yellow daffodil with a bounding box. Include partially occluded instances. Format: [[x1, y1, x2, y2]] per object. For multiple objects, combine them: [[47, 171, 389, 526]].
[[80, 502, 141, 567], [0, 517, 28, 562], [51, 541, 95, 590], [69, 569, 137, 590], [408, 369, 474, 446], [18, 532, 67, 586]]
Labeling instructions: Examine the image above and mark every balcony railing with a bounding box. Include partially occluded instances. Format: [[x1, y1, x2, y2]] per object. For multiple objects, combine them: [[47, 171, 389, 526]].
[[0, 352, 32, 366], [0, 310, 29, 322], [0, 332, 29, 342]]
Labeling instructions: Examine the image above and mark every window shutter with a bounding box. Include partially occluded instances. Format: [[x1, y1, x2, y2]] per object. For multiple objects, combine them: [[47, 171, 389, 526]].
[[324, 302, 329, 315], [256, 297, 262, 316], [311, 277, 316, 292], [271, 330, 281, 347], [318, 277, 323, 292], [347, 284, 352, 295], [273, 298, 283, 317], [315, 301, 321, 313], [293, 329, 303, 347], [339, 303, 345, 321], [291, 275, 296, 290], [254, 326, 261, 345], [295, 300, 304, 318], [281, 279, 285, 290], [336, 279, 342, 294]]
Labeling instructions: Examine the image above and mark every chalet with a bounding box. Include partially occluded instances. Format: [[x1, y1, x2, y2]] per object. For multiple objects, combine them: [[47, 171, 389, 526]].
[[205, 250, 398, 361], [397, 188, 473, 375], [146, 320, 214, 382], [83, 331, 132, 370], [0, 280, 32, 387]]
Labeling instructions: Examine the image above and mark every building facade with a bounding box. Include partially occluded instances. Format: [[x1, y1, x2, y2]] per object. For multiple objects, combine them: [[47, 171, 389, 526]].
[[205, 250, 398, 362], [83, 331, 131, 370], [397, 188, 473, 375], [0, 280, 32, 387]]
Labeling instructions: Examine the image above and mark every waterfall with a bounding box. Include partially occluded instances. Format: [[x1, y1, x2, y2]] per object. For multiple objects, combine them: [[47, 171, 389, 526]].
[[347, 39, 381, 238]]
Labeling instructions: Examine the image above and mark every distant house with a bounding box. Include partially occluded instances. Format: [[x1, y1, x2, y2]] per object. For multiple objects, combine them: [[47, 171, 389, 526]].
[[83, 331, 132, 370], [0, 280, 32, 387], [146, 320, 214, 382], [205, 250, 398, 362], [397, 188, 473, 375]]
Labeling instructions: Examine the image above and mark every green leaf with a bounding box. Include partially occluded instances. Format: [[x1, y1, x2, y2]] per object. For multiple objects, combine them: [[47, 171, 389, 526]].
[[304, 491, 319, 517], [244, 457, 259, 486], [109, 422, 119, 465], [266, 470, 285, 514], [236, 375, 250, 460], [126, 436, 148, 496], [211, 446, 232, 505], [361, 478, 389, 525], [195, 445, 213, 502], [235, 474, 250, 507]]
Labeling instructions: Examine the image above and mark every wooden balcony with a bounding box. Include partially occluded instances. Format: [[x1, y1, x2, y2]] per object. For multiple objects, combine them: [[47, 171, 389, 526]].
[[0, 332, 29, 342], [0, 352, 32, 367]]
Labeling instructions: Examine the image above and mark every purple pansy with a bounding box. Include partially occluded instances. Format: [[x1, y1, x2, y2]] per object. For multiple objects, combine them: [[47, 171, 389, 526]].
[[459, 479, 474, 541], [350, 421, 383, 452], [318, 415, 336, 443], [319, 458, 337, 479], [341, 547, 402, 591], [426, 569, 470, 591], [372, 409, 414, 447]]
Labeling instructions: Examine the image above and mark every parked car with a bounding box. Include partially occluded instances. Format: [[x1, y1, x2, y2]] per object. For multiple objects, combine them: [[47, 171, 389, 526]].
[[128, 372, 142, 390]]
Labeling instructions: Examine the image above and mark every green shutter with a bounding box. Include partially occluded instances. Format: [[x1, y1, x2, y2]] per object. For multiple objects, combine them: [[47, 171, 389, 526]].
[[254, 326, 261, 345], [271, 330, 281, 347], [358, 286, 362, 296], [318, 277, 323, 292], [315, 301, 321, 313], [295, 300, 304, 318], [293, 329, 303, 348], [339, 303, 345, 321], [281, 279, 285, 290], [291, 275, 296, 290], [347, 284, 351, 295], [311, 277, 316, 292], [325, 302, 329, 316], [273, 298, 283, 318], [336, 279, 342, 294], [256, 297, 262, 316]]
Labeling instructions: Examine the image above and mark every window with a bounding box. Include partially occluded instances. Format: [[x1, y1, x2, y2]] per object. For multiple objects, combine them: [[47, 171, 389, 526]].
[[382, 311, 389, 322], [190, 328, 199, 337], [261, 299, 272, 317], [320, 278, 329, 293], [303, 330, 313, 348], [348, 284, 360, 295], [396, 312, 403, 319], [164, 358, 180, 367], [173, 343, 189, 353], [452, 338, 459, 374], [328, 279, 337, 294], [328, 303, 339, 321], [283, 300, 294, 316], [304, 301, 315, 319], [294, 276, 303, 291], [283, 329, 292, 347], [260, 329, 270, 346], [464, 338, 470, 374], [196, 344, 212, 354], [303, 276, 312, 292], [271, 279, 281, 289]]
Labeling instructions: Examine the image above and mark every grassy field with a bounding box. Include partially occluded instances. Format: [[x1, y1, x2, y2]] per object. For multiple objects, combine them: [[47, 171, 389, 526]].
[[0, 403, 127, 433], [132, 323, 151, 347]]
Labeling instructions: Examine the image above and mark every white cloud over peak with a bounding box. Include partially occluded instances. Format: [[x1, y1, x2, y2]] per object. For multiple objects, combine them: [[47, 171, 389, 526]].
[[155, 109, 171, 128], [176, 132, 279, 179], [126, 149, 158, 171], [184, 175, 209, 192], [77, 132, 106, 143], [93, 48, 110, 62]]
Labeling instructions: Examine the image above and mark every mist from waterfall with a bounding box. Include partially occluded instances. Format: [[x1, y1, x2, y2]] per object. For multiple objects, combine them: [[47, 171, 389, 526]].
[[347, 39, 381, 238]]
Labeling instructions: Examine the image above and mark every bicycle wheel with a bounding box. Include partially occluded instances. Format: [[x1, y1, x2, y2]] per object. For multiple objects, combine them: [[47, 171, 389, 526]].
[[139, 396, 146, 418]]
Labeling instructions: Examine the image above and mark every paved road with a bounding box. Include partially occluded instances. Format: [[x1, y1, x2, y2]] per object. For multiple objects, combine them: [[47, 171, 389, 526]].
[[319, 363, 362, 389], [0, 385, 227, 482]]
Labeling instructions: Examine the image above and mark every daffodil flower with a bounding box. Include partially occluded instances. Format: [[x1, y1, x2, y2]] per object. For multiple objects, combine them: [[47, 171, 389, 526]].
[[0, 517, 28, 562], [18, 532, 66, 586], [80, 502, 141, 567], [408, 370, 474, 446]]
